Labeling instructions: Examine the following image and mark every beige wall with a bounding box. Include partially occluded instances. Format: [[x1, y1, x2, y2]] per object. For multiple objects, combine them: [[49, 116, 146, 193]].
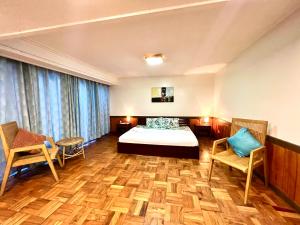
[[214, 11, 300, 145], [110, 75, 214, 117]]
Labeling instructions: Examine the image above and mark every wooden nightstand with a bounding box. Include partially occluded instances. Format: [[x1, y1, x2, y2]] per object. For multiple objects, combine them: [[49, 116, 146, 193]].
[[194, 124, 212, 137], [117, 123, 132, 136]]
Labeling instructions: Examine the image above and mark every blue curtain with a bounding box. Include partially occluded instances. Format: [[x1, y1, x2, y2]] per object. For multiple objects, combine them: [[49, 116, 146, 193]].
[[0, 57, 110, 174]]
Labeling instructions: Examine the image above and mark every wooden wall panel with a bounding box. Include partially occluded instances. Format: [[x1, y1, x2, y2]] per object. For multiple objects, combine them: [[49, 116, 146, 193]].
[[295, 154, 300, 205], [265, 142, 298, 203], [211, 118, 300, 210], [211, 118, 231, 139], [110, 116, 210, 133], [269, 144, 285, 192], [189, 118, 200, 129], [110, 116, 138, 133], [283, 149, 298, 200]]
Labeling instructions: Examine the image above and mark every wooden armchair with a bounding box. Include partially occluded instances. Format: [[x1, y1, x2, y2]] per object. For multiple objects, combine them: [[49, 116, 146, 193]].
[[208, 118, 268, 204], [0, 121, 63, 196]]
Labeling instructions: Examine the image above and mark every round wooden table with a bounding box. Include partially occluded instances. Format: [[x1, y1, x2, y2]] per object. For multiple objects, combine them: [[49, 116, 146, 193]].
[[56, 137, 85, 167]]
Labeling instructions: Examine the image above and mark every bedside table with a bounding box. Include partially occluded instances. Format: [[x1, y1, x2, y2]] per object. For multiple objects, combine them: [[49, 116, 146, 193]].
[[194, 124, 212, 137], [117, 123, 132, 136]]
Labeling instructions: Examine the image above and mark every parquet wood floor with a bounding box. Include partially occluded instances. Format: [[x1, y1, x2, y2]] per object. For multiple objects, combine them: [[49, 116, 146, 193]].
[[0, 135, 299, 225]]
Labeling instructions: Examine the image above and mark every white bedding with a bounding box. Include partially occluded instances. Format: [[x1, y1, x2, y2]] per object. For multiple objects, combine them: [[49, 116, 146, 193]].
[[119, 126, 198, 147]]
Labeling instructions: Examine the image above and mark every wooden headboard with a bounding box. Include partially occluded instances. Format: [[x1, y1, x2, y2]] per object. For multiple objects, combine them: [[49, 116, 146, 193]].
[[179, 118, 189, 126], [137, 117, 146, 125], [137, 117, 190, 127]]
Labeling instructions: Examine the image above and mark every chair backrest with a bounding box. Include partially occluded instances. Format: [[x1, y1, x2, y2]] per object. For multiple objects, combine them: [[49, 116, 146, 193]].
[[230, 118, 268, 145], [0, 121, 19, 161]]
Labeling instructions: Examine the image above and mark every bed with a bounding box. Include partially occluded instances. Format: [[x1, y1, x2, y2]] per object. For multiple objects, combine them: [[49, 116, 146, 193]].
[[117, 117, 199, 159]]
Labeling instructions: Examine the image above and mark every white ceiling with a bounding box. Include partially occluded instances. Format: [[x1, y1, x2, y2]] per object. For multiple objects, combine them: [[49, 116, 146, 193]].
[[0, 0, 300, 82]]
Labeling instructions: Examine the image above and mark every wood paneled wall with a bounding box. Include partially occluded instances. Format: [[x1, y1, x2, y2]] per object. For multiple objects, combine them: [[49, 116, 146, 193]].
[[110, 116, 211, 133], [110, 116, 139, 133], [211, 117, 231, 139], [265, 136, 300, 207], [211, 118, 300, 210]]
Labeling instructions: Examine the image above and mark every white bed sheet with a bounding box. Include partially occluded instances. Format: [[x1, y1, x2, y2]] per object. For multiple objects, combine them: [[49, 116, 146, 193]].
[[119, 126, 198, 147]]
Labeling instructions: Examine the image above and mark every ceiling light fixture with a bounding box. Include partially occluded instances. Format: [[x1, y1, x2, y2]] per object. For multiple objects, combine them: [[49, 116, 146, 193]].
[[144, 53, 164, 66]]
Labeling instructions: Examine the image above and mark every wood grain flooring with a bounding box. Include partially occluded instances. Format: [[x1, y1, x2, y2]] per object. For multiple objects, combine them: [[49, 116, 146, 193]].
[[0, 135, 299, 225]]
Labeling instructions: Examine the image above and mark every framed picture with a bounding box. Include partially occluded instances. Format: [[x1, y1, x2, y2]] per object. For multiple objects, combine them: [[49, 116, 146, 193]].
[[151, 87, 174, 102]]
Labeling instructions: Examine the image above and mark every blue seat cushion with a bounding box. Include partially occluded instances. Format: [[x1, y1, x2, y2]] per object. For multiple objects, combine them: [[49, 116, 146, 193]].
[[227, 127, 262, 157]]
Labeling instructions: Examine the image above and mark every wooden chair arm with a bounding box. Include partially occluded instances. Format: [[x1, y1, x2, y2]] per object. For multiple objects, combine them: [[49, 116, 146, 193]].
[[12, 144, 52, 160], [250, 146, 265, 155], [212, 138, 228, 155], [11, 144, 46, 153], [213, 138, 228, 145], [249, 146, 266, 166]]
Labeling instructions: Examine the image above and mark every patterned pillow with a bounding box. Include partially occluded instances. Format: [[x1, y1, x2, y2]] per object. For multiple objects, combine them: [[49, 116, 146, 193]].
[[153, 118, 162, 128], [146, 117, 180, 129], [146, 118, 156, 128], [146, 118, 152, 128], [160, 118, 179, 129], [169, 118, 179, 129], [12, 128, 46, 154], [160, 118, 178, 129], [160, 118, 170, 129], [146, 118, 163, 129]]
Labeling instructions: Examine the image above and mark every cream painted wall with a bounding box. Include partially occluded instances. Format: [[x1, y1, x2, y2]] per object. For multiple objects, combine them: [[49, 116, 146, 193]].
[[214, 11, 300, 145], [110, 75, 214, 117]]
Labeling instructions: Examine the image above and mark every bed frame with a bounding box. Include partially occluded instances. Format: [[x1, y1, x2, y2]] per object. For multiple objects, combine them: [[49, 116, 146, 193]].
[[117, 117, 199, 159]]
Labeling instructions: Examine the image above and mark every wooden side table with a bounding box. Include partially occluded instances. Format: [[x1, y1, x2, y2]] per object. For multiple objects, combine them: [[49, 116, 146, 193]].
[[194, 124, 212, 137], [117, 123, 132, 136], [56, 137, 85, 166]]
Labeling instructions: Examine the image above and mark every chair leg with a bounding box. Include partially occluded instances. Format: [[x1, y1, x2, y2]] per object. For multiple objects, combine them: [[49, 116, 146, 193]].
[[264, 151, 268, 187], [42, 148, 59, 182], [81, 143, 85, 159], [244, 166, 254, 205], [0, 154, 14, 196], [57, 154, 63, 168], [62, 146, 66, 167], [47, 159, 59, 182], [208, 159, 214, 181]]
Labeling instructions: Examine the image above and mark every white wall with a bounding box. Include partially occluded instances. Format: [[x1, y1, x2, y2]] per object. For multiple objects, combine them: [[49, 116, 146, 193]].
[[110, 75, 214, 117], [214, 11, 300, 145]]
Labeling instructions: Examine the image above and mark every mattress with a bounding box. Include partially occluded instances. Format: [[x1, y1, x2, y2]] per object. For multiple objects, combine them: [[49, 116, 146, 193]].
[[118, 126, 199, 147]]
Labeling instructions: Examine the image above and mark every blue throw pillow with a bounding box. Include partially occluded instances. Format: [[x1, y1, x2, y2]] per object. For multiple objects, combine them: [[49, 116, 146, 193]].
[[227, 127, 262, 157], [44, 141, 52, 149]]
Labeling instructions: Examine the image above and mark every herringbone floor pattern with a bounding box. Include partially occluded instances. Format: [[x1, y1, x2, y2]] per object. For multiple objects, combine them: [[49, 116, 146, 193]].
[[0, 135, 299, 225]]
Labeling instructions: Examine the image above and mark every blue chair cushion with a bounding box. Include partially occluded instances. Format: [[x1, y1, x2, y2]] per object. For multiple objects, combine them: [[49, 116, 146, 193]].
[[227, 127, 262, 157]]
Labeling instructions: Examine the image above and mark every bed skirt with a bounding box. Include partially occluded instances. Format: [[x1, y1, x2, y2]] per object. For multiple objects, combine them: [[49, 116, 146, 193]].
[[117, 142, 199, 159]]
